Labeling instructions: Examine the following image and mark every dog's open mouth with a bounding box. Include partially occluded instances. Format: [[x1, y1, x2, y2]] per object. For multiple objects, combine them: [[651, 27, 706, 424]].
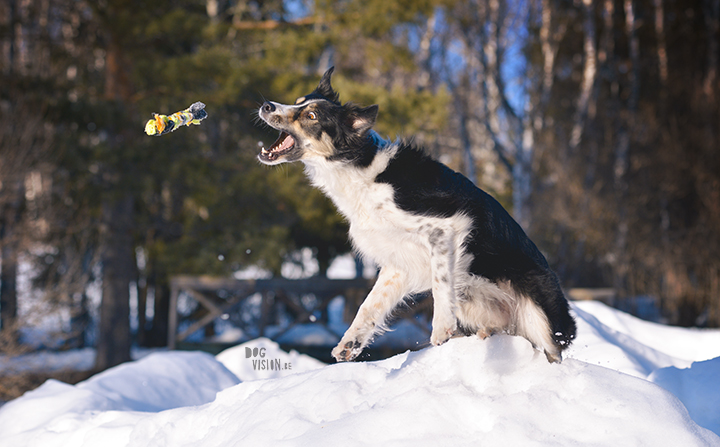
[[260, 131, 296, 161]]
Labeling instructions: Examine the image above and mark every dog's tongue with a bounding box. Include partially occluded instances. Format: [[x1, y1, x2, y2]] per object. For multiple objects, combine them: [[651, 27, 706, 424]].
[[275, 132, 294, 151]]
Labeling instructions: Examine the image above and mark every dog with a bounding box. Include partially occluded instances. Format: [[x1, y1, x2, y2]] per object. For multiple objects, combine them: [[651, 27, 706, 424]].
[[257, 67, 576, 363]]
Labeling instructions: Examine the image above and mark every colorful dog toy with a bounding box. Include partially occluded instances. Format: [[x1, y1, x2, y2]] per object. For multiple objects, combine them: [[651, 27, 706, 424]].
[[144, 102, 208, 136]]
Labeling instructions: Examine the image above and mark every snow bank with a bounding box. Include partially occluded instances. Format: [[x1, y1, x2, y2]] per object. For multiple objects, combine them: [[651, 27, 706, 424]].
[[0, 351, 239, 445], [0, 336, 717, 446], [190, 336, 715, 447], [650, 357, 720, 438], [567, 303, 693, 377], [566, 301, 720, 378], [1, 301, 719, 446], [572, 300, 720, 362]]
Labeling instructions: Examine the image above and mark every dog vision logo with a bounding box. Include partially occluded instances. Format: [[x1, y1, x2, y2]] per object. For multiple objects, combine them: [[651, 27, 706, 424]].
[[245, 346, 293, 371]]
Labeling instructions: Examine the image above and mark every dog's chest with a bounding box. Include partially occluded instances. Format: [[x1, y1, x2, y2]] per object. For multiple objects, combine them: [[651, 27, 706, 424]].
[[305, 157, 402, 231], [305, 154, 470, 276], [332, 179, 444, 268], [331, 180, 410, 236]]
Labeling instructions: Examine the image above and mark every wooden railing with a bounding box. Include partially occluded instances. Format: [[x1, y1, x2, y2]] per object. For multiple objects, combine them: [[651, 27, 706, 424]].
[[168, 275, 377, 350], [168, 276, 609, 353]]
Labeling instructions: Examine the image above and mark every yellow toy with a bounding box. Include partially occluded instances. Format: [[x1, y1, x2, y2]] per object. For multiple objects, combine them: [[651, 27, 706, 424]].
[[145, 102, 207, 136]]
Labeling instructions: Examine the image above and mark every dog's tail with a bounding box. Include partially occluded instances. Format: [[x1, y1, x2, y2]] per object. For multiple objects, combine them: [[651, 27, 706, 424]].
[[515, 271, 577, 363]]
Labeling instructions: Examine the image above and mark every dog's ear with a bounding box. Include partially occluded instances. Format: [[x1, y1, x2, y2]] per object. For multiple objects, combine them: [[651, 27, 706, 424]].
[[315, 67, 340, 103], [347, 104, 379, 134]]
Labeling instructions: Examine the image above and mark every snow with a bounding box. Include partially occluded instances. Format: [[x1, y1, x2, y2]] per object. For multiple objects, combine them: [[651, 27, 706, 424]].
[[650, 358, 720, 439], [571, 300, 720, 362], [1, 301, 719, 446]]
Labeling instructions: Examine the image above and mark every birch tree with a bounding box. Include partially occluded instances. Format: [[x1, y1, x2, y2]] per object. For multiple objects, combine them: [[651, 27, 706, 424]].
[[569, 0, 597, 150]]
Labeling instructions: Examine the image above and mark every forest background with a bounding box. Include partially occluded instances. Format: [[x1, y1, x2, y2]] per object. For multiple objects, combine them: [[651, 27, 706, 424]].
[[1, 0, 719, 371]]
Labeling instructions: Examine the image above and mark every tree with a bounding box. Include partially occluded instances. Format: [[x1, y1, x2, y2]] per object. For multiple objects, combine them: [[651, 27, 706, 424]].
[[526, 0, 720, 326], [0, 0, 55, 346]]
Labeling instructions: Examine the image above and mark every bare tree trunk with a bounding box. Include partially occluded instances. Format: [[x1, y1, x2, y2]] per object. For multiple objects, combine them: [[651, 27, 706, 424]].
[[95, 195, 134, 370], [482, 0, 505, 146], [459, 109, 477, 185], [0, 224, 18, 336], [653, 0, 675, 316], [513, 116, 534, 229], [600, 0, 615, 63], [625, 0, 641, 112], [104, 37, 133, 102], [0, 178, 23, 343], [538, 0, 567, 107], [136, 273, 148, 347], [95, 30, 135, 369], [613, 0, 640, 299], [570, 0, 598, 149], [147, 274, 171, 347], [416, 11, 437, 90], [704, 0, 720, 95], [539, 0, 555, 105], [4, 0, 17, 75], [654, 0, 668, 91]]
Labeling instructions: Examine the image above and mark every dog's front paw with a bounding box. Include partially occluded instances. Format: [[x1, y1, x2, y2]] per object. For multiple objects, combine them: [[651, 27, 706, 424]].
[[430, 323, 457, 346], [430, 312, 457, 346], [332, 339, 364, 362]]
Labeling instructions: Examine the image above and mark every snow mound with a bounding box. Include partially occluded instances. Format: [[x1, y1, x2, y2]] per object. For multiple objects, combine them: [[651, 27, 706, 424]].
[[1, 336, 718, 447], [0, 351, 239, 444], [572, 300, 720, 362], [193, 336, 716, 447], [567, 303, 692, 377], [1, 301, 719, 446], [650, 357, 720, 438]]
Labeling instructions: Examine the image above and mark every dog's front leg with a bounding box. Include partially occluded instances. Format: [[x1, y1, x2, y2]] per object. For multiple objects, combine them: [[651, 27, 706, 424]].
[[332, 267, 408, 362], [428, 228, 458, 346]]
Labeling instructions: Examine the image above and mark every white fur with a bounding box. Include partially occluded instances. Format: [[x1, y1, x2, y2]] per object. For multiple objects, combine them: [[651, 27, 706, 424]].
[[303, 138, 471, 294]]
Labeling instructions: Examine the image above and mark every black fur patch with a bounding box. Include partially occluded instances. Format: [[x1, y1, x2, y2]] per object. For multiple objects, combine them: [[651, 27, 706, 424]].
[[308, 100, 379, 167], [375, 142, 577, 345]]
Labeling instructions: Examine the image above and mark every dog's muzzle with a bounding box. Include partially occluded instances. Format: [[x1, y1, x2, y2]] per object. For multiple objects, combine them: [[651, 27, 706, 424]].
[[258, 102, 298, 164]]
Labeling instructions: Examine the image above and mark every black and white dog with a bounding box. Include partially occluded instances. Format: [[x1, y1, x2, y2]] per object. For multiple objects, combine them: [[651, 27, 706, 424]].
[[258, 68, 576, 363]]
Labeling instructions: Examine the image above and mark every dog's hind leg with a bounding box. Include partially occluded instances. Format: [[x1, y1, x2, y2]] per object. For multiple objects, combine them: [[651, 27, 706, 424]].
[[428, 228, 459, 346], [332, 266, 409, 362]]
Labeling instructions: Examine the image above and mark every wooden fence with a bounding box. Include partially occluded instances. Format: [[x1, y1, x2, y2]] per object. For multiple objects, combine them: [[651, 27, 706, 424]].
[[168, 275, 614, 356], [168, 275, 380, 350]]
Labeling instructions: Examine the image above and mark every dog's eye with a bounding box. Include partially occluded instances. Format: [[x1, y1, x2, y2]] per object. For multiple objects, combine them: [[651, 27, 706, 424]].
[[307, 111, 317, 120]]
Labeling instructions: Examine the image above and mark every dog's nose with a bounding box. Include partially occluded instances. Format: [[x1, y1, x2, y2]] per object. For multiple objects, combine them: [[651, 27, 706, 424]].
[[262, 102, 275, 113]]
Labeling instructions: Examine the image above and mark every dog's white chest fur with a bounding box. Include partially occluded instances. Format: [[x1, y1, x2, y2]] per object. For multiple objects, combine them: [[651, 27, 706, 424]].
[[302, 144, 472, 294]]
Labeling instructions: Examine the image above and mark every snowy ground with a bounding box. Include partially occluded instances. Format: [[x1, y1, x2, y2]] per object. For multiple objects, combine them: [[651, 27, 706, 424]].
[[0, 301, 719, 446]]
